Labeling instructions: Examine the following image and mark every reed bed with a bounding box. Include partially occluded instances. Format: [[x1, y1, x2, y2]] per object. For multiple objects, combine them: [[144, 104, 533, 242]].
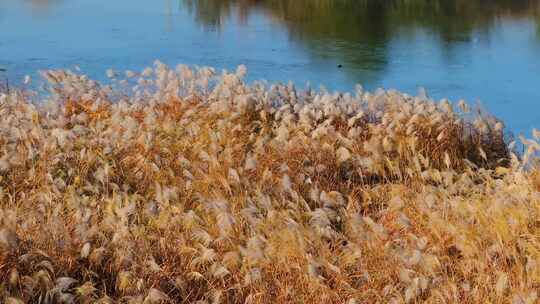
[[0, 62, 538, 303]]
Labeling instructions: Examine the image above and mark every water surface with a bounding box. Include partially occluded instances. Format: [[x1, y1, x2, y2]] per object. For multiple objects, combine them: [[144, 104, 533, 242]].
[[1, 0, 540, 134]]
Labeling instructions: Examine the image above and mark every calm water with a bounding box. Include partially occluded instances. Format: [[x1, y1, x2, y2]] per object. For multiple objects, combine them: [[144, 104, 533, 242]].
[[1, 0, 540, 134]]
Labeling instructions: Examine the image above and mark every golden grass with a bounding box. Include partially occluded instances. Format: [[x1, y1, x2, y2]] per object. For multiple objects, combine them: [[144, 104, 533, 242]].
[[0, 63, 538, 303]]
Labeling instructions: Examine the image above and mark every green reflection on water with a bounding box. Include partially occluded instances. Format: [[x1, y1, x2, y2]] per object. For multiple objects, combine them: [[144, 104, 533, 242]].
[[184, 0, 540, 85]]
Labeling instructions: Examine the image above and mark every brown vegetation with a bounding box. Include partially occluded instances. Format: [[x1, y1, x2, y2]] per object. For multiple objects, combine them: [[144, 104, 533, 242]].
[[0, 63, 538, 303]]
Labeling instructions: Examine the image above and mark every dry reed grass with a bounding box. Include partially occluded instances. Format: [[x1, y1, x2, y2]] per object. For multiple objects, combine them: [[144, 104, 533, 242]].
[[0, 62, 538, 303]]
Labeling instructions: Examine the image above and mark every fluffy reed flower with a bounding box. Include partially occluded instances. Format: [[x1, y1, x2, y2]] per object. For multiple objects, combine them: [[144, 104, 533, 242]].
[[0, 63, 536, 304]]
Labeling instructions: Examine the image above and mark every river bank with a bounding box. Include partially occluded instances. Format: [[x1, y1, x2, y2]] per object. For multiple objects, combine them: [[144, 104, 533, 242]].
[[0, 64, 539, 303]]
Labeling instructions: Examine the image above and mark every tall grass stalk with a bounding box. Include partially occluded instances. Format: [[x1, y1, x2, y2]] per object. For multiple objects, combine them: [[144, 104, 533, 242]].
[[0, 63, 538, 303]]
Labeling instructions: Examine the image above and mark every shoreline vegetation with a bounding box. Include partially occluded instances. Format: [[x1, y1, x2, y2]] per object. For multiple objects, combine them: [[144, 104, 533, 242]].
[[0, 62, 539, 303]]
